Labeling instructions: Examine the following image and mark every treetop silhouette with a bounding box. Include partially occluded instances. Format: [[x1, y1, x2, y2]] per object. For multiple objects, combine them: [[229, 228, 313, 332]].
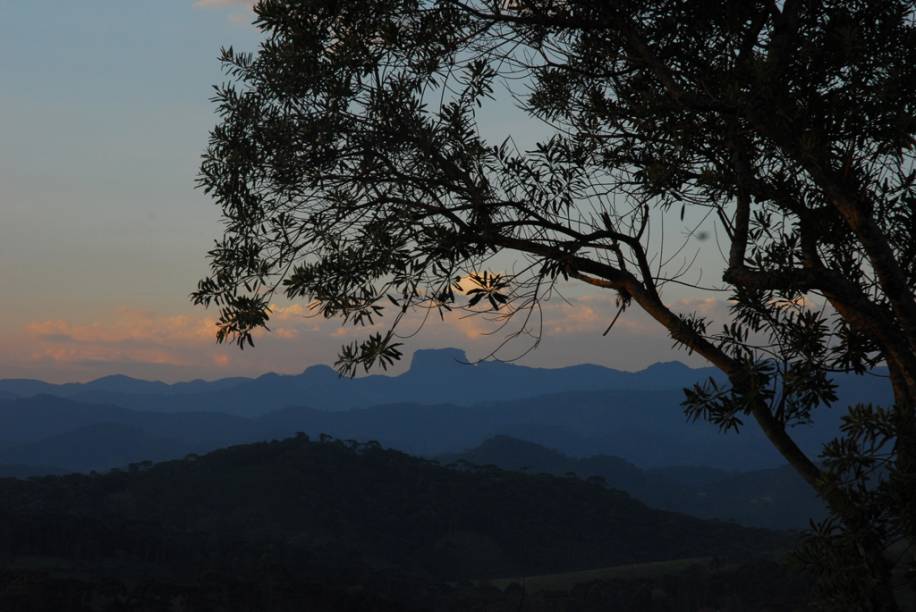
[[193, 2, 916, 608]]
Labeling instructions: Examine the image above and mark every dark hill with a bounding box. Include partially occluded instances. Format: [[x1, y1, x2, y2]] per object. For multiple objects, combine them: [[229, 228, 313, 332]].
[[0, 435, 785, 583], [440, 435, 651, 490], [443, 436, 826, 530]]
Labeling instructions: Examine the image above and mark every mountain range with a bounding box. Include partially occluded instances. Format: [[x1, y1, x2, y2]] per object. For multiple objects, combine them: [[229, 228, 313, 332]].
[[0, 348, 731, 415], [0, 348, 876, 609], [0, 348, 891, 468], [0, 347, 891, 532]]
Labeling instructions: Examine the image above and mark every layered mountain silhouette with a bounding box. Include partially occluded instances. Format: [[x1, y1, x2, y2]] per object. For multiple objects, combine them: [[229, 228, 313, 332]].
[[0, 351, 867, 609], [441, 436, 825, 529], [0, 348, 889, 530], [0, 348, 728, 416], [0, 387, 860, 473]]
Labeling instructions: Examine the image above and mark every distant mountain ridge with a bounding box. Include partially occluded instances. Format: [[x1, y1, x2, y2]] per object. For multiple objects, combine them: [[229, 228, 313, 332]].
[[0, 348, 893, 478], [0, 387, 854, 473], [0, 348, 724, 415]]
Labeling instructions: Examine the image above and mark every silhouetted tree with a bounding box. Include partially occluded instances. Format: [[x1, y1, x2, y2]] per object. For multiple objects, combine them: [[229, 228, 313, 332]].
[[193, 1, 916, 607]]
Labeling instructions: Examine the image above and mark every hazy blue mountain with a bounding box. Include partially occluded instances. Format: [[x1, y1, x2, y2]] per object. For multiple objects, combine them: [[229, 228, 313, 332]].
[[0, 348, 893, 481], [81, 374, 172, 394], [0, 374, 242, 399], [0, 348, 724, 415], [0, 349, 890, 427], [0, 379, 60, 397], [0, 422, 188, 472], [0, 396, 254, 459], [0, 374, 890, 474], [442, 436, 826, 529], [0, 395, 130, 447], [274, 381, 872, 469]]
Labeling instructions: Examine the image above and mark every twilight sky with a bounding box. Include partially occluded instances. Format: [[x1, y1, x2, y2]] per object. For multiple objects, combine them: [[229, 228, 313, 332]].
[[0, 1, 724, 383]]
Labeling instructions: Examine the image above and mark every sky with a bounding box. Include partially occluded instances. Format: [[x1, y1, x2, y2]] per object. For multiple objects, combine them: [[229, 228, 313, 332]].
[[0, 1, 725, 383]]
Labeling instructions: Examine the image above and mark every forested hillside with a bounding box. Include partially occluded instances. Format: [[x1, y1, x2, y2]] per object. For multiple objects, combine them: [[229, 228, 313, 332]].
[[0, 434, 810, 610], [0, 435, 785, 578], [443, 436, 825, 529]]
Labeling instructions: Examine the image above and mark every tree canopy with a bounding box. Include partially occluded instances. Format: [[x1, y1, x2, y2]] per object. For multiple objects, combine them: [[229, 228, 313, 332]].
[[193, 1, 916, 608]]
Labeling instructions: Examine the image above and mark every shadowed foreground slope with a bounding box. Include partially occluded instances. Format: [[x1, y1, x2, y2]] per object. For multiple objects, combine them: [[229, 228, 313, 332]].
[[0, 435, 810, 610], [0, 435, 784, 578], [442, 436, 826, 530]]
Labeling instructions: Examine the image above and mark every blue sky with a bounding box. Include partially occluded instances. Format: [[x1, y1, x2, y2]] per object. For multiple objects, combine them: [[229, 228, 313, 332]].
[[1, 1, 259, 316], [0, 1, 719, 382]]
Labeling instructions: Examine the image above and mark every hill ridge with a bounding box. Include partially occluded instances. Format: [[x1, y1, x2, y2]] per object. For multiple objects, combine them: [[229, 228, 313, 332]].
[[0, 433, 786, 582]]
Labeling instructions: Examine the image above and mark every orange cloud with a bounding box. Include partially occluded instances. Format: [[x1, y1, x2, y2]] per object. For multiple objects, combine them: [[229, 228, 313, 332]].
[[269, 303, 309, 321], [537, 294, 659, 336], [672, 296, 730, 319], [15, 302, 362, 380], [22, 310, 221, 370], [35, 344, 185, 367], [25, 309, 217, 346], [272, 328, 295, 340], [7, 288, 727, 383]]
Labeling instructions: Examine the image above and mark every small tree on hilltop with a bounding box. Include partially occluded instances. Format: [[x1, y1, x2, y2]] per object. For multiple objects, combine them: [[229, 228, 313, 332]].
[[193, 1, 916, 608]]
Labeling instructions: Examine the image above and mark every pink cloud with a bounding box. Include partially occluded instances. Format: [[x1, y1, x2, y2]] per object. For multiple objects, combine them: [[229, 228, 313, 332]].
[[212, 353, 232, 367], [3, 289, 724, 382], [672, 296, 731, 319], [538, 294, 664, 336], [25, 310, 217, 346], [22, 310, 221, 370], [11, 304, 373, 381]]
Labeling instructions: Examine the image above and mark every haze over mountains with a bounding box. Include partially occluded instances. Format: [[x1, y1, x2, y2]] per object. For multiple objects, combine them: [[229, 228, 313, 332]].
[[0, 348, 728, 415], [0, 347, 883, 609], [0, 347, 889, 530]]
